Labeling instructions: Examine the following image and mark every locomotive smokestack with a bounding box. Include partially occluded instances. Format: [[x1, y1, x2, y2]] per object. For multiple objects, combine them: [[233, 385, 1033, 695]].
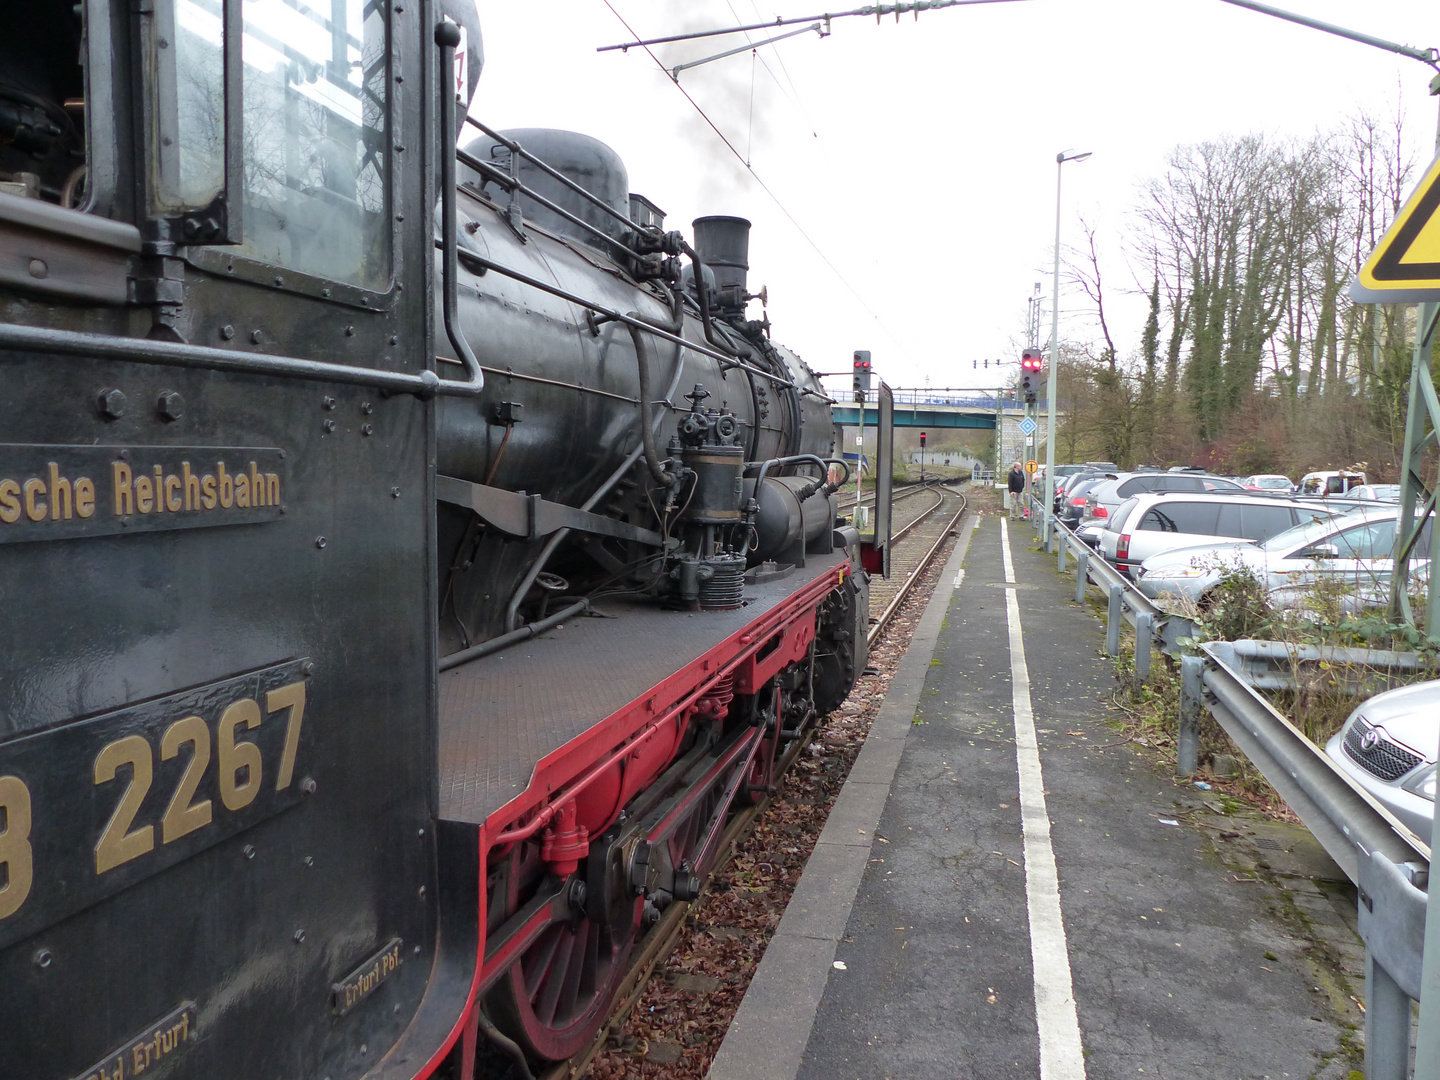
[[692, 216, 751, 315]]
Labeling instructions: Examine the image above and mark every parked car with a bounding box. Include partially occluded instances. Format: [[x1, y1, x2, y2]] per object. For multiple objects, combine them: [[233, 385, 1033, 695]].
[[1243, 474, 1295, 493], [1081, 472, 1236, 528], [1325, 679, 1439, 842], [1135, 505, 1433, 609], [1298, 470, 1368, 496], [1058, 475, 1114, 527], [1053, 468, 1106, 512], [1038, 464, 1091, 500], [1099, 492, 1337, 579], [1201, 476, 1246, 493], [1351, 484, 1403, 502]]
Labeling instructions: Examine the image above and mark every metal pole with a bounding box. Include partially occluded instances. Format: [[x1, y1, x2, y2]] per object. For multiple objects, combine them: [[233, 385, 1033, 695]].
[[1364, 953, 1412, 1080], [1419, 709, 1440, 1078], [1178, 655, 1202, 775], [1075, 551, 1088, 604], [1407, 89, 1440, 1080], [855, 394, 865, 529], [1047, 151, 1090, 555], [1106, 584, 1122, 656], [1134, 612, 1153, 686]]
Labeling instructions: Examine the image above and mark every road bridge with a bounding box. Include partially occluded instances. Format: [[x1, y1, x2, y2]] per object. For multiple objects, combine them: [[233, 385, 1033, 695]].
[[829, 388, 1057, 430]]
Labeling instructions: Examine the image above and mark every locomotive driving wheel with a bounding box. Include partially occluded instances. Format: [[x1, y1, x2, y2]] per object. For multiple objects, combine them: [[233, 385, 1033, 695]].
[[487, 834, 640, 1062]]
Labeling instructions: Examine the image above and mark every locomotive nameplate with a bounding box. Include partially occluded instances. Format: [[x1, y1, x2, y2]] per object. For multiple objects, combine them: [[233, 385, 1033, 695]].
[[0, 444, 287, 543], [331, 937, 403, 1017], [70, 1001, 197, 1080], [0, 659, 312, 950]]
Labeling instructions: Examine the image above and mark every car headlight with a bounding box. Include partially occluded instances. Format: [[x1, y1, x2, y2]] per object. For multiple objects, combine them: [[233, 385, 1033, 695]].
[[1158, 567, 1210, 578], [1403, 765, 1437, 802]]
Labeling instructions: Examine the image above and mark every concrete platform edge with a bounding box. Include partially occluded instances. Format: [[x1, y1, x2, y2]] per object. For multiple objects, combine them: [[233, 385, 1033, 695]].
[[706, 513, 981, 1080]]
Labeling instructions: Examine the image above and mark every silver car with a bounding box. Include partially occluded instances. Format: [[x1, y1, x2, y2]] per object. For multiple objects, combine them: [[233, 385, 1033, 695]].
[[1099, 492, 1335, 579], [1135, 505, 1433, 608], [1351, 484, 1403, 502], [1080, 472, 1243, 530], [1325, 679, 1439, 843]]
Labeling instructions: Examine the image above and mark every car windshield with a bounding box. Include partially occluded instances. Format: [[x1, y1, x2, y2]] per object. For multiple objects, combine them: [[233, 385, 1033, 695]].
[[1260, 509, 1386, 555], [1254, 477, 1290, 489]]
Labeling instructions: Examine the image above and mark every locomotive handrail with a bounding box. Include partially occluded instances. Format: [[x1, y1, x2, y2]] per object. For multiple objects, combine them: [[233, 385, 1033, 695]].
[[446, 242, 804, 389], [0, 321, 457, 397], [463, 116, 639, 237], [456, 146, 647, 262], [435, 22, 486, 397]]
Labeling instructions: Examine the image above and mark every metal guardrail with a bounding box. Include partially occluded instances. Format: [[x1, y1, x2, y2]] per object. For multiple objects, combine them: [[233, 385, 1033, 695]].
[[1022, 492, 1193, 677], [1198, 643, 1430, 1080], [1017, 492, 1435, 1080]]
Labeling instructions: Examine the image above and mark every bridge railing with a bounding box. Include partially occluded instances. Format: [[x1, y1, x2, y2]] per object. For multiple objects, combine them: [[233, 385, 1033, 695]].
[[834, 388, 1054, 410]]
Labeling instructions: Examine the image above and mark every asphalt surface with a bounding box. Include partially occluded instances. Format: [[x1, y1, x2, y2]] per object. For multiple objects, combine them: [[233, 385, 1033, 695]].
[[710, 510, 1361, 1080]]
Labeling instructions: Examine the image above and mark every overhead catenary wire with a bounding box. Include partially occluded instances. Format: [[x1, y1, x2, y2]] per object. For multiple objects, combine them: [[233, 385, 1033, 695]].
[[598, 0, 912, 362], [740, 0, 820, 135], [733, 0, 820, 137], [597, 0, 1035, 52]]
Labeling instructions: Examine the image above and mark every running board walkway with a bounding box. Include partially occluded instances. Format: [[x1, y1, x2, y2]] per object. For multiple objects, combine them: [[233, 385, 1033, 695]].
[[708, 512, 1366, 1080]]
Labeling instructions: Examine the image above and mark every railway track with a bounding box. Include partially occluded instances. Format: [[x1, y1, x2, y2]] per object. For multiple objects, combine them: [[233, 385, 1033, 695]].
[[533, 483, 970, 1080]]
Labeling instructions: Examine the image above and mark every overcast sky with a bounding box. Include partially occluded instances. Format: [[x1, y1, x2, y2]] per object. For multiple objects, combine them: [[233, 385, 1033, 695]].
[[471, 1, 1438, 398]]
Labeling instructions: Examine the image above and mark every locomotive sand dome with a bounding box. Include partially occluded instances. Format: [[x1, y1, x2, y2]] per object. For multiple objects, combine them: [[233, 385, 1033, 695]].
[[0, 1, 886, 1077]]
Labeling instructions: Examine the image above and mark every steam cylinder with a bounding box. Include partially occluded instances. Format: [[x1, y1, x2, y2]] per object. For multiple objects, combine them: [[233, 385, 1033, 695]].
[[749, 476, 835, 564]]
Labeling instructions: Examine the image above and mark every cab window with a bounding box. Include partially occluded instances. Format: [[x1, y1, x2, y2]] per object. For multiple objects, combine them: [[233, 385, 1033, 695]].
[[159, 0, 390, 287], [238, 0, 390, 286]]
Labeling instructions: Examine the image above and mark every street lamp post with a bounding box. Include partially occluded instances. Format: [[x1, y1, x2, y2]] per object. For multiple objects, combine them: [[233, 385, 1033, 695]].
[[1045, 148, 1092, 550]]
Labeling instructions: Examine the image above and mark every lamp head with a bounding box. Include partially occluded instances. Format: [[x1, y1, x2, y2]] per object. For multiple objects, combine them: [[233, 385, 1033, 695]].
[[1057, 149, 1093, 164]]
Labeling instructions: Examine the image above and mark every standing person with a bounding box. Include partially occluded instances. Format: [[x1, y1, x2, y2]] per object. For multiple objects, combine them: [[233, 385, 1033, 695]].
[[1007, 461, 1026, 519]]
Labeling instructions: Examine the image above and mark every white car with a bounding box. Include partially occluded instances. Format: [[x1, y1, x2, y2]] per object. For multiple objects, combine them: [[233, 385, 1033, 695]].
[[1099, 493, 1335, 579], [1135, 505, 1432, 609], [1298, 470, 1367, 497]]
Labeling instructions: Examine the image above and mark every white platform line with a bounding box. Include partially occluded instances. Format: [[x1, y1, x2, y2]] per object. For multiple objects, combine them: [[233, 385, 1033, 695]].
[[999, 518, 1087, 1080]]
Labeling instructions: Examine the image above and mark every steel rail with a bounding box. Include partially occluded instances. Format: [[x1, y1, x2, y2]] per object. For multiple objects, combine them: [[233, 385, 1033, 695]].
[[838, 478, 936, 510], [869, 487, 968, 646]]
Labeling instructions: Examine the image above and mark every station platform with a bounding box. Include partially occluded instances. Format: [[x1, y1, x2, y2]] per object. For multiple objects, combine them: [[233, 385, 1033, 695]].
[[707, 511, 1365, 1080]]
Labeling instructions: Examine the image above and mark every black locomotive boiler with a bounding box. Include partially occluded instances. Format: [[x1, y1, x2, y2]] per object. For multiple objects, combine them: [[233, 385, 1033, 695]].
[[0, 2, 886, 1078]]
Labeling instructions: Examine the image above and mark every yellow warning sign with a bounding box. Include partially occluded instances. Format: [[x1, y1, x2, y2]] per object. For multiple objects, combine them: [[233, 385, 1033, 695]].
[[1353, 151, 1440, 303]]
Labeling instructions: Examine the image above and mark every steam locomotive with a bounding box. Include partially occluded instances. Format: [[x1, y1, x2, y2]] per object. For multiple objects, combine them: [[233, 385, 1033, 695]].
[[0, 2, 887, 1078]]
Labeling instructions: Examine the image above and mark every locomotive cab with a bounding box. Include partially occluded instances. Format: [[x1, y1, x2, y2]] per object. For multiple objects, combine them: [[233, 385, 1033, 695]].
[[1, 2, 448, 1077], [0, 3, 879, 1078]]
